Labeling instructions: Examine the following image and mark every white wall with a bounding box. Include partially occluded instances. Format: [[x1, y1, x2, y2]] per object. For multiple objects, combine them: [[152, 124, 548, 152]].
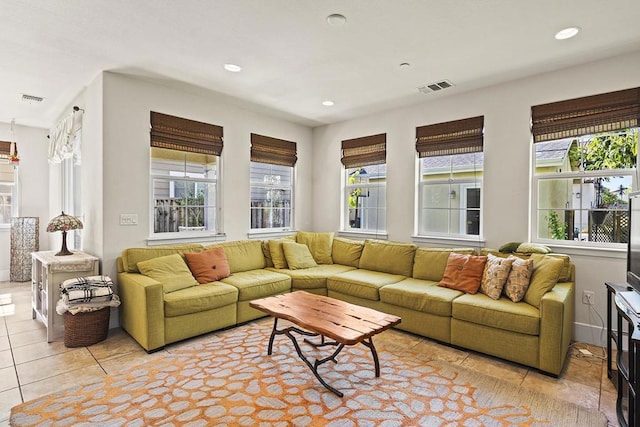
[[312, 50, 640, 345], [91, 72, 313, 282], [0, 123, 50, 281]]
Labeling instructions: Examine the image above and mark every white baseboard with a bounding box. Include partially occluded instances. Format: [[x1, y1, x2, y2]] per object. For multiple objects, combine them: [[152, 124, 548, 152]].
[[573, 321, 607, 347]]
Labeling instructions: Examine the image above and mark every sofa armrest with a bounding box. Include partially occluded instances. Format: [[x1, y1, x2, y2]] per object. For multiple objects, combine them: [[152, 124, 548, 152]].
[[118, 272, 165, 352], [538, 281, 575, 375]]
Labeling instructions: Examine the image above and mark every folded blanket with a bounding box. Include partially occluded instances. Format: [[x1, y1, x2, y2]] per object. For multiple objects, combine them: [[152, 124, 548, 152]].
[[60, 275, 114, 305]]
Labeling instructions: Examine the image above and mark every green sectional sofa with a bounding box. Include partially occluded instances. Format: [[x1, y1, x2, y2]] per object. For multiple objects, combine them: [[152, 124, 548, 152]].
[[116, 233, 575, 376]]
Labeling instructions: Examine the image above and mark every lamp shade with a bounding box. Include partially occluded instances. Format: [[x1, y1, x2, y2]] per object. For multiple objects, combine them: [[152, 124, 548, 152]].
[[46, 211, 83, 256]]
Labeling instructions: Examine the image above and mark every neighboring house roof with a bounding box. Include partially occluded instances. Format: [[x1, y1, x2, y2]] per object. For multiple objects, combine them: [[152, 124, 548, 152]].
[[535, 139, 572, 165], [422, 153, 484, 171]]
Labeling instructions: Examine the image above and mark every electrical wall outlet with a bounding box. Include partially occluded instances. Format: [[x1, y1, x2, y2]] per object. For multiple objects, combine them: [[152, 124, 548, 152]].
[[582, 290, 595, 305]]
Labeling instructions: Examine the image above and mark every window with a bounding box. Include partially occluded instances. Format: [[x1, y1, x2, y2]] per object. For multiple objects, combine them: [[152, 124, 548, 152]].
[[150, 112, 223, 235], [341, 133, 386, 233], [416, 116, 484, 237], [531, 87, 640, 246], [250, 133, 296, 231], [0, 141, 19, 226]]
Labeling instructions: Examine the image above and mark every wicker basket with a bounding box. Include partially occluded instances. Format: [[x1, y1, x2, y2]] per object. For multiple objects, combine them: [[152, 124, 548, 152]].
[[63, 307, 110, 348]]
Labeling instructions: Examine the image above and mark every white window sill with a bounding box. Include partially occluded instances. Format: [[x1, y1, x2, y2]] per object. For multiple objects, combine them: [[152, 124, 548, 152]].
[[146, 232, 226, 246], [247, 229, 297, 240], [537, 241, 626, 259], [337, 230, 388, 240], [412, 234, 486, 248]]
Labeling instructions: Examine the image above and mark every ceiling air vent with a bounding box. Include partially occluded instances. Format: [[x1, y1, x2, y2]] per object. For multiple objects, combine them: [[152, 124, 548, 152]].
[[21, 93, 44, 103], [418, 80, 454, 94]]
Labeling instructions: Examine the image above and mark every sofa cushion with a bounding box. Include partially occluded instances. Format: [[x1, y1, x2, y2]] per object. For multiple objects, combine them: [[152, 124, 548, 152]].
[[379, 278, 463, 317], [137, 253, 198, 294], [480, 254, 514, 300], [327, 269, 405, 301], [207, 240, 265, 273], [163, 283, 238, 317], [331, 237, 364, 268], [184, 247, 231, 283], [282, 242, 318, 270], [547, 253, 572, 282], [524, 254, 565, 308], [438, 253, 487, 294], [122, 244, 203, 273], [412, 248, 476, 281], [498, 242, 521, 253], [271, 264, 356, 290], [452, 293, 540, 335], [296, 231, 334, 264], [268, 240, 290, 269], [358, 240, 417, 276], [516, 242, 551, 254], [503, 257, 534, 302], [262, 240, 274, 268], [221, 270, 291, 301]]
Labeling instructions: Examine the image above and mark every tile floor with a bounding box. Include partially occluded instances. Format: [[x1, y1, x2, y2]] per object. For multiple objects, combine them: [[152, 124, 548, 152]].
[[0, 281, 618, 426]]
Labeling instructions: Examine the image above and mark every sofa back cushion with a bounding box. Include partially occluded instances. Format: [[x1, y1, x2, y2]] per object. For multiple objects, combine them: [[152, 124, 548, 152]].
[[332, 237, 364, 268], [206, 240, 265, 273], [358, 240, 417, 276], [296, 231, 334, 264], [122, 244, 203, 273], [137, 253, 198, 293], [412, 248, 476, 281]]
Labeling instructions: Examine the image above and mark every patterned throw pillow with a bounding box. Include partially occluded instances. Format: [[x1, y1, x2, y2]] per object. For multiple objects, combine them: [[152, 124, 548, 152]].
[[480, 254, 514, 300], [503, 256, 534, 302]]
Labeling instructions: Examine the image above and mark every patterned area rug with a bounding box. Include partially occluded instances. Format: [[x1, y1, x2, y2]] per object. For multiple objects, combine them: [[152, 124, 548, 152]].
[[11, 321, 606, 426]]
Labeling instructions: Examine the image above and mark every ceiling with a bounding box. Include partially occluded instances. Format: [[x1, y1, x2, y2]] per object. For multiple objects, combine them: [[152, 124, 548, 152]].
[[3, 0, 640, 129]]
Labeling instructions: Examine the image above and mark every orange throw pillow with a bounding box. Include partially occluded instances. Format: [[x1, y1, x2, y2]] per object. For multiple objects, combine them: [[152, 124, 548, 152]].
[[438, 253, 488, 294], [184, 247, 231, 284]]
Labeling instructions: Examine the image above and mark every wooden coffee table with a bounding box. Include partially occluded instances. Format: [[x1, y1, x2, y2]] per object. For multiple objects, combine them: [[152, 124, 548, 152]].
[[249, 291, 401, 397]]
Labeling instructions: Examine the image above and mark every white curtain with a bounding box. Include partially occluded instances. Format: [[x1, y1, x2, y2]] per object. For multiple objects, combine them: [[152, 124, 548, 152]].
[[49, 110, 82, 164]]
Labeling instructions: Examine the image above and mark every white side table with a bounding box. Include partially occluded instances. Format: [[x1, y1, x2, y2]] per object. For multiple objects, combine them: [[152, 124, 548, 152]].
[[31, 251, 99, 342]]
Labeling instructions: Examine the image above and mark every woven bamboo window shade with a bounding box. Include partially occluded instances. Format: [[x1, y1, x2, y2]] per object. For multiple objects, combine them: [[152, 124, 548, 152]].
[[250, 133, 297, 167], [531, 87, 640, 143], [415, 116, 484, 158], [341, 133, 386, 168], [0, 141, 15, 159], [150, 111, 223, 155]]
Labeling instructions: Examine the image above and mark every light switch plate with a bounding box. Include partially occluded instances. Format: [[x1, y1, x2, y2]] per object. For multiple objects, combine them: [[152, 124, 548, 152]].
[[120, 214, 138, 225]]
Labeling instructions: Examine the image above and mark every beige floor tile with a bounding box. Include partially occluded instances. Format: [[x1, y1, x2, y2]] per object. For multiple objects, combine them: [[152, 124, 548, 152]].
[[88, 328, 144, 361], [5, 318, 45, 336], [16, 348, 99, 385], [521, 370, 601, 409], [0, 387, 22, 424], [459, 351, 528, 385], [410, 337, 469, 364], [0, 349, 13, 369], [599, 378, 618, 426], [561, 352, 604, 387], [100, 349, 167, 375], [11, 340, 72, 365], [20, 365, 107, 402], [0, 366, 18, 392], [0, 336, 8, 352], [0, 322, 6, 338], [7, 328, 48, 349]]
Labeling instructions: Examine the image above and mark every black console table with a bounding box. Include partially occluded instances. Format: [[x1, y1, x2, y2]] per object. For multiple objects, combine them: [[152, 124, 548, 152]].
[[606, 282, 640, 427]]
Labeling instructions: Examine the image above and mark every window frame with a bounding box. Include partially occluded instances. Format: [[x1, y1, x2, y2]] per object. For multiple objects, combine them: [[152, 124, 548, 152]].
[[249, 160, 295, 233], [342, 165, 387, 234]]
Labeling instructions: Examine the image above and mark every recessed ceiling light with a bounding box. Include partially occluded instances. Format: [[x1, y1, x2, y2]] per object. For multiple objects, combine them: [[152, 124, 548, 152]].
[[327, 14, 346, 26], [555, 27, 580, 40], [223, 63, 242, 72], [322, 100, 335, 107]]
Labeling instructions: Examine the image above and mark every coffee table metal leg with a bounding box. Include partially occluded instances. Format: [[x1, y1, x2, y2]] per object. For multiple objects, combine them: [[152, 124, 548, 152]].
[[361, 337, 380, 377]]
